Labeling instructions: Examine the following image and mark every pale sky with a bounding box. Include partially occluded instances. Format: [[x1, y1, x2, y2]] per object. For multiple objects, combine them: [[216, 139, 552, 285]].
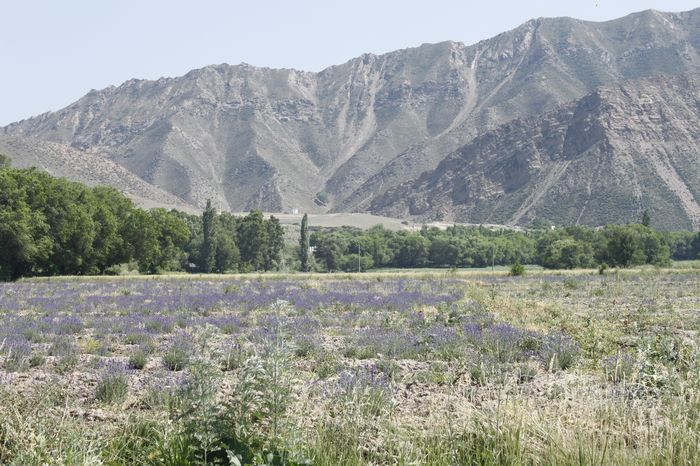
[[1, 0, 698, 125]]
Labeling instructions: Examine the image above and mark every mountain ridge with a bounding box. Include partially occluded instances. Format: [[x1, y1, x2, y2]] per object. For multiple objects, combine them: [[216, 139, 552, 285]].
[[370, 74, 700, 229], [3, 7, 700, 227]]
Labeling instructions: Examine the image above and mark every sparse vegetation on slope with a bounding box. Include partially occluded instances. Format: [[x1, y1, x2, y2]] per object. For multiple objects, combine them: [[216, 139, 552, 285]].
[[372, 75, 700, 229]]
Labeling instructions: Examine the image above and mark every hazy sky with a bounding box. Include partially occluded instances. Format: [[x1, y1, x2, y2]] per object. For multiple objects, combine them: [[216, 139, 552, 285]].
[[1, 0, 698, 125]]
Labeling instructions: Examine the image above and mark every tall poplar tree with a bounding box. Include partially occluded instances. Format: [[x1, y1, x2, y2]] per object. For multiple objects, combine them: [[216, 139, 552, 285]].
[[299, 213, 310, 271], [264, 215, 285, 271], [237, 209, 267, 271], [201, 199, 216, 273]]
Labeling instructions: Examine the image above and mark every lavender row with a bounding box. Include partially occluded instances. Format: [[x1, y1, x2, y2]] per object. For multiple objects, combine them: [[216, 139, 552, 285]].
[[0, 278, 463, 314]]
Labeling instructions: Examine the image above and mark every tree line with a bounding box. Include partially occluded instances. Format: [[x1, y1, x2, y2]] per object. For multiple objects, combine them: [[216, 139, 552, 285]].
[[306, 223, 700, 272], [0, 163, 284, 280], [2, 158, 700, 280], [176, 200, 285, 273]]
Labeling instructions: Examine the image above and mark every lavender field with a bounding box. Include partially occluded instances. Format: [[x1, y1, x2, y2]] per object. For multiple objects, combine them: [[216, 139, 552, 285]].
[[1, 270, 700, 465]]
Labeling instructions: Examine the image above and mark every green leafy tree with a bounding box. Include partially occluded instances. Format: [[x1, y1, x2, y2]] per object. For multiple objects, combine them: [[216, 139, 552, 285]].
[[390, 233, 430, 268], [201, 199, 216, 273], [0, 209, 51, 280], [299, 213, 310, 272], [36, 177, 97, 275], [90, 186, 133, 273], [604, 225, 646, 268], [170, 209, 203, 270], [237, 210, 267, 271], [339, 253, 374, 272], [127, 209, 189, 273], [0, 167, 197, 279], [429, 237, 461, 267], [639, 227, 671, 266], [0, 154, 11, 168], [211, 212, 241, 273], [264, 215, 285, 271], [312, 231, 348, 272], [542, 238, 595, 269], [365, 225, 394, 267], [601, 224, 670, 268], [693, 233, 700, 260], [662, 231, 697, 260], [0, 170, 52, 280], [213, 231, 240, 273]]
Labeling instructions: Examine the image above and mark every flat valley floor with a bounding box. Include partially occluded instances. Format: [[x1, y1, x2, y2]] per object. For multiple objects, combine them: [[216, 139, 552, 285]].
[[1, 267, 699, 464]]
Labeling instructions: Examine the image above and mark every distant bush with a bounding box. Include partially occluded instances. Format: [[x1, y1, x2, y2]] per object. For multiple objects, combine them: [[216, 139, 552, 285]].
[[316, 191, 330, 204], [509, 261, 525, 276]]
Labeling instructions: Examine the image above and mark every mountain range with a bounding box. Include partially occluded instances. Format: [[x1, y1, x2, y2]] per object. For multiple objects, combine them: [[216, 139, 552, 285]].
[[2, 7, 700, 228]]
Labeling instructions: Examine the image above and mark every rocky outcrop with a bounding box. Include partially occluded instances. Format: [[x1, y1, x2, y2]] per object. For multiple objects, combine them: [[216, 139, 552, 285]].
[[370, 76, 700, 230]]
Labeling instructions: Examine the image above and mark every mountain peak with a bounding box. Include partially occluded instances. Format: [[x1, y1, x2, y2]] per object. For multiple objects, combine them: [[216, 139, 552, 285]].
[[3, 8, 700, 229]]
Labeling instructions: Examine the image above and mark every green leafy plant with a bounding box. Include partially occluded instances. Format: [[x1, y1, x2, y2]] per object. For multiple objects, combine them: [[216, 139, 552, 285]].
[[509, 261, 525, 276], [95, 364, 129, 404], [128, 346, 149, 370]]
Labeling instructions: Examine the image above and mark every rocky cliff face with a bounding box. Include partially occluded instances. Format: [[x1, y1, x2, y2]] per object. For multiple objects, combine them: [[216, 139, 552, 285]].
[[2, 8, 700, 226], [370, 75, 700, 230]]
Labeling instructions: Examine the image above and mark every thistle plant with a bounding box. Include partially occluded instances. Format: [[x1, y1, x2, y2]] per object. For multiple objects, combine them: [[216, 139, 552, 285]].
[[227, 301, 293, 458], [219, 339, 248, 371], [170, 361, 224, 464]]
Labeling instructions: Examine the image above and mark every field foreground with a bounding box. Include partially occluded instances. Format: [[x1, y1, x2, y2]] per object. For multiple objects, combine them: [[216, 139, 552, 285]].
[[1, 269, 699, 465]]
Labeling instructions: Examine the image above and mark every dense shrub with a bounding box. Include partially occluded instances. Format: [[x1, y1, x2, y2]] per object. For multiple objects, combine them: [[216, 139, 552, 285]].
[[509, 261, 525, 276]]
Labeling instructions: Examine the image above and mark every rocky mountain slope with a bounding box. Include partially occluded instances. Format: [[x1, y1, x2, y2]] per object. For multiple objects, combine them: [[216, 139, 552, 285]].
[[0, 136, 192, 211], [2, 7, 700, 226], [371, 75, 700, 230]]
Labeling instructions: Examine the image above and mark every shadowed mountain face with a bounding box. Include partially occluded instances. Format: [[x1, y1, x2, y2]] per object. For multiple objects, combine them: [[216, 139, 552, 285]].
[[2, 8, 700, 227]]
